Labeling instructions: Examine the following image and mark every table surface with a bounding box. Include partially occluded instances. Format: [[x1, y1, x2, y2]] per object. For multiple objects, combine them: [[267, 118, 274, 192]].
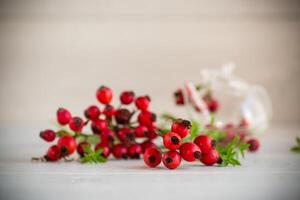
[[0, 127, 299, 200]]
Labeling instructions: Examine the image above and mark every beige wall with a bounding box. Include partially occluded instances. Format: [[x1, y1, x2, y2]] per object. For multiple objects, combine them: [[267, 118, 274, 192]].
[[0, 0, 300, 127]]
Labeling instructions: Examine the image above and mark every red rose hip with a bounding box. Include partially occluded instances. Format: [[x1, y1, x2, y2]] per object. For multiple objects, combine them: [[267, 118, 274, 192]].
[[200, 149, 220, 166], [103, 104, 115, 118], [120, 91, 135, 105], [135, 96, 151, 111], [162, 151, 181, 169], [57, 136, 77, 156], [112, 144, 128, 159], [96, 86, 113, 105], [194, 135, 215, 154], [77, 141, 90, 157], [84, 105, 100, 120], [247, 138, 260, 152], [95, 143, 111, 158], [163, 132, 182, 150], [69, 117, 84, 132], [127, 144, 142, 159], [45, 145, 61, 161], [143, 147, 162, 168], [179, 142, 201, 162], [57, 108, 71, 125], [40, 129, 56, 142], [171, 119, 191, 138]]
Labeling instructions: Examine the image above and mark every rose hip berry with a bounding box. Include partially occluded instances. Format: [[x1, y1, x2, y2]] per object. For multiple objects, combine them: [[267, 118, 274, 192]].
[[194, 135, 215, 154], [138, 111, 156, 126], [206, 98, 219, 113], [247, 138, 260, 152], [77, 141, 90, 157], [99, 129, 115, 147], [174, 89, 185, 105], [96, 86, 113, 105], [40, 129, 56, 142], [171, 119, 191, 138], [141, 140, 157, 153], [115, 108, 133, 125], [162, 151, 181, 169], [179, 142, 201, 162], [69, 117, 84, 132], [135, 125, 148, 138], [44, 145, 61, 161], [84, 105, 100, 120], [117, 128, 135, 143], [135, 96, 150, 111], [120, 91, 135, 105], [95, 143, 111, 158], [145, 125, 158, 139], [200, 149, 220, 166], [91, 119, 108, 134], [143, 147, 162, 168], [57, 108, 72, 125], [127, 144, 142, 159], [57, 136, 77, 156], [103, 104, 115, 118], [112, 144, 128, 159], [163, 132, 182, 150]]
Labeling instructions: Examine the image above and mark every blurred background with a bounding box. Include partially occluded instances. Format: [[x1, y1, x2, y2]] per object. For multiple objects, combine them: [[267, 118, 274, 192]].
[[0, 0, 299, 128]]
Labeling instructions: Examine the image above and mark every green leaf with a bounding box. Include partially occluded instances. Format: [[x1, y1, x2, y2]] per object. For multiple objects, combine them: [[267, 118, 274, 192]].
[[290, 137, 300, 153], [189, 120, 201, 140], [86, 135, 100, 145], [79, 146, 107, 164]]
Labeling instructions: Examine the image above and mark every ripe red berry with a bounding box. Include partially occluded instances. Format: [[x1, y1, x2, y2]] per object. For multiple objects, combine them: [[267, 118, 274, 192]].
[[103, 104, 116, 118], [206, 98, 219, 113], [174, 89, 185, 105], [84, 105, 100, 120], [179, 142, 201, 162], [138, 111, 156, 126], [141, 140, 157, 153], [96, 86, 113, 105], [114, 108, 133, 125], [57, 136, 77, 156], [117, 128, 135, 143], [69, 117, 84, 132], [247, 138, 260, 152], [134, 125, 148, 138], [127, 144, 142, 159], [145, 125, 158, 139], [112, 144, 128, 159], [57, 108, 71, 125], [95, 143, 111, 158], [91, 119, 108, 134], [45, 145, 61, 161], [143, 147, 162, 168], [77, 141, 90, 157], [171, 119, 191, 138], [135, 96, 150, 111], [163, 132, 182, 150], [200, 149, 220, 166], [40, 129, 56, 142], [194, 135, 215, 154], [120, 91, 135, 105], [99, 129, 115, 147], [162, 151, 181, 169]]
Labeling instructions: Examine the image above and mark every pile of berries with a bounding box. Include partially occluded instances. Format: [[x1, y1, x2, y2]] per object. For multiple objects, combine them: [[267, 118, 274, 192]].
[[144, 119, 222, 169], [38, 86, 159, 162]]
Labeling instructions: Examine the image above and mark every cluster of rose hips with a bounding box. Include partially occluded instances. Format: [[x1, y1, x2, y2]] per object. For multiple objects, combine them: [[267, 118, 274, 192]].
[[220, 119, 260, 152], [39, 86, 159, 162], [174, 88, 219, 113], [143, 119, 222, 170]]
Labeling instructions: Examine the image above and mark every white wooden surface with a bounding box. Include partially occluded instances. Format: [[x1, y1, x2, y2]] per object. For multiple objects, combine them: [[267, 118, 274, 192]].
[[0, 126, 299, 200]]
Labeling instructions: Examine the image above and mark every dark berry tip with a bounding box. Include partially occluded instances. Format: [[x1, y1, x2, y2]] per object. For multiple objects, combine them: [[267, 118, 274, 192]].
[[165, 157, 173, 164], [171, 136, 180, 145], [194, 151, 201, 159], [145, 95, 151, 101], [148, 156, 156, 163]]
